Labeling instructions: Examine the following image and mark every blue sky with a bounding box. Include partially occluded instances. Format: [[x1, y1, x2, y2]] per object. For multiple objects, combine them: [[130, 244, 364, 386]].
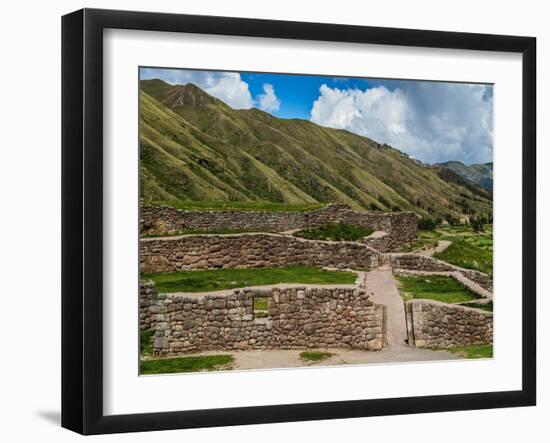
[[140, 67, 493, 165], [239, 72, 375, 120]]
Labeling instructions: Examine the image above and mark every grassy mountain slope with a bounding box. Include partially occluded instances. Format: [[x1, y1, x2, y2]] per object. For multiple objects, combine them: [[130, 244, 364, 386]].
[[437, 161, 493, 192], [427, 165, 492, 200], [139, 79, 492, 219]]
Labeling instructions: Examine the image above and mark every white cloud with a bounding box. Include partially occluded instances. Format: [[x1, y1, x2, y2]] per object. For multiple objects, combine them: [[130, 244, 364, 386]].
[[257, 83, 281, 113], [140, 68, 254, 109], [310, 82, 493, 164]]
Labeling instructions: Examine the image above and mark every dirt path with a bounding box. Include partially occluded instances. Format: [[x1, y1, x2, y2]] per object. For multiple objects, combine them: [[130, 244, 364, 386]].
[[365, 266, 408, 348], [169, 345, 458, 371], [420, 239, 452, 257]]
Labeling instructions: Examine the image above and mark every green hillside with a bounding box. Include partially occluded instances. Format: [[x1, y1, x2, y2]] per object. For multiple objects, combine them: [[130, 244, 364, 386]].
[[139, 79, 492, 220], [437, 161, 493, 192]]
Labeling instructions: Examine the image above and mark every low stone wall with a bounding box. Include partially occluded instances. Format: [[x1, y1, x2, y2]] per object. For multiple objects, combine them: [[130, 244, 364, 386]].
[[149, 286, 385, 355], [405, 299, 493, 349], [140, 280, 156, 330], [140, 233, 382, 273], [364, 231, 394, 253], [389, 253, 493, 292], [140, 204, 418, 251]]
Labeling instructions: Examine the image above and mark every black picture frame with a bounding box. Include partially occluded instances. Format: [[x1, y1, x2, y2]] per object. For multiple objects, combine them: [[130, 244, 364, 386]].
[[61, 8, 536, 435]]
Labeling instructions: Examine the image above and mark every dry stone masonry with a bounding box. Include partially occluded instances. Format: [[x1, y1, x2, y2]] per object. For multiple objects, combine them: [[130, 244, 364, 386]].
[[140, 204, 418, 252], [145, 284, 385, 355], [140, 280, 156, 330], [405, 299, 493, 349], [389, 253, 493, 292], [140, 233, 382, 274]]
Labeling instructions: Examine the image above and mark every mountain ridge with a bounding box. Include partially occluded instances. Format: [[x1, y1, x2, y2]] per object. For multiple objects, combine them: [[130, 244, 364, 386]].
[[139, 79, 492, 220], [436, 161, 493, 192]]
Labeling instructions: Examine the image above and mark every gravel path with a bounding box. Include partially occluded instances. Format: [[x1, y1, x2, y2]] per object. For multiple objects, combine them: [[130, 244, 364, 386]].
[[365, 266, 408, 348]]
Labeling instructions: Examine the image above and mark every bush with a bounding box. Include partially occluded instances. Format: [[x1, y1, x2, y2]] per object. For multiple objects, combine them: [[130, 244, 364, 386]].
[[418, 217, 441, 231], [470, 216, 485, 233], [446, 215, 461, 226]]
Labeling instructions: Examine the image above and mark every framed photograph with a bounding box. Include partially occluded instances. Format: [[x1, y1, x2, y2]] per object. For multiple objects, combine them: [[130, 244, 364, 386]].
[[62, 8, 536, 435]]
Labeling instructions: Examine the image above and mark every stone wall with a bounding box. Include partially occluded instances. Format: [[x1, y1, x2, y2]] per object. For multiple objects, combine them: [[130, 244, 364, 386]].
[[404, 299, 493, 349], [140, 233, 382, 273], [147, 285, 385, 355], [140, 280, 156, 330], [389, 253, 493, 292], [140, 204, 418, 251]]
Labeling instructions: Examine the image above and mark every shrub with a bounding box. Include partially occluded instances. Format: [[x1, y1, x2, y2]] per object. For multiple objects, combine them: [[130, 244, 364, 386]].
[[446, 215, 461, 226], [418, 217, 441, 231], [470, 216, 485, 233]]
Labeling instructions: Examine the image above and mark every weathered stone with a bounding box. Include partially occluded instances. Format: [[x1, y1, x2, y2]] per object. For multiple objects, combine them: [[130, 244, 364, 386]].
[[142, 282, 386, 357]]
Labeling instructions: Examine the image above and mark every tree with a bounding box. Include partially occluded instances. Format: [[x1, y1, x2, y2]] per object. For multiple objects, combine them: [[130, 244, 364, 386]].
[[470, 216, 485, 233], [419, 217, 441, 231]]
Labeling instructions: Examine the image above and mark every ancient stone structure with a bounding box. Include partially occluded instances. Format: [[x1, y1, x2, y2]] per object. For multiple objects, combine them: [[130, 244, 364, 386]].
[[389, 253, 493, 292], [140, 204, 418, 251], [405, 299, 493, 349], [144, 283, 385, 355], [140, 233, 382, 274], [140, 280, 156, 330]]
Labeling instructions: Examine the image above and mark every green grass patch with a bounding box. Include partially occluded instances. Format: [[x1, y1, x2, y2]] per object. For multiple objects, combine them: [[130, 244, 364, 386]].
[[299, 351, 333, 362], [461, 301, 493, 312], [140, 329, 155, 356], [142, 227, 273, 237], [143, 266, 357, 293], [293, 224, 374, 242], [145, 200, 325, 212], [434, 237, 493, 275], [448, 344, 493, 359], [140, 355, 234, 374], [396, 275, 478, 304]]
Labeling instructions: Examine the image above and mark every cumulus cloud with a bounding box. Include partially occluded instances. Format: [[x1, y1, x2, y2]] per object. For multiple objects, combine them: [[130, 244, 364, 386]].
[[310, 82, 493, 164], [140, 68, 254, 109], [257, 83, 281, 112]]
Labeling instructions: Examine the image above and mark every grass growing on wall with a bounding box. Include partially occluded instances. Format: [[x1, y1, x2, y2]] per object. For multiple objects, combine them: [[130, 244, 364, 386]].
[[293, 224, 374, 242], [461, 301, 493, 312], [144, 200, 325, 212], [141, 227, 275, 237], [142, 266, 357, 293], [140, 355, 234, 374], [396, 275, 478, 304]]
